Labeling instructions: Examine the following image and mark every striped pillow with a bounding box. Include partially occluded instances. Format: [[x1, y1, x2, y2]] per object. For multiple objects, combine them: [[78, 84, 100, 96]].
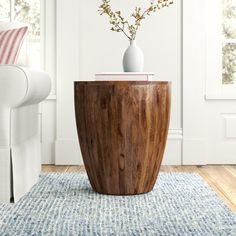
[[0, 26, 28, 65]]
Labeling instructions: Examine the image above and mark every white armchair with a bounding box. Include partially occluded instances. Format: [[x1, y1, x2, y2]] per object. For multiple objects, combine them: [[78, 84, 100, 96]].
[[0, 65, 51, 203], [0, 22, 51, 203]]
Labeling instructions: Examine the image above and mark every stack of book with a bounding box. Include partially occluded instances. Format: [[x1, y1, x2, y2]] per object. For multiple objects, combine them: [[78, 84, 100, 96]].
[[95, 72, 155, 81]]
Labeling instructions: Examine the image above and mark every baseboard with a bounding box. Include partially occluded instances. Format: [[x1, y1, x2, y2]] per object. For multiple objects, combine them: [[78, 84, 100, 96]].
[[162, 129, 183, 165], [182, 139, 207, 165], [55, 129, 183, 165], [163, 139, 182, 165], [41, 142, 55, 164], [55, 140, 83, 165]]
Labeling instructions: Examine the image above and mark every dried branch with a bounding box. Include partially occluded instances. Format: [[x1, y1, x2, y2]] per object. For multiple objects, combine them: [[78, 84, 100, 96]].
[[98, 0, 173, 40]]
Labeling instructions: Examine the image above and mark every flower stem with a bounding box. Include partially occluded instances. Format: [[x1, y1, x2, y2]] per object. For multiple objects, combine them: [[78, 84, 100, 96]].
[[117, 24, 132, 40]]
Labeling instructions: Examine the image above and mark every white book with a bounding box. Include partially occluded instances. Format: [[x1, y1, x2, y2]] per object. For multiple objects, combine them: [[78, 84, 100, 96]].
[[95, 72, 155, 81]]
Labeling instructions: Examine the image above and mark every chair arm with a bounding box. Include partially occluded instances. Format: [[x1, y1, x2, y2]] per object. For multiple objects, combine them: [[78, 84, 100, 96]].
[[0, 65, 51, 108]]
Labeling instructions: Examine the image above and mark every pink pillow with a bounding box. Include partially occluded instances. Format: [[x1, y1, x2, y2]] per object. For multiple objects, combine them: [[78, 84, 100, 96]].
[[0, 26, 28, 65]]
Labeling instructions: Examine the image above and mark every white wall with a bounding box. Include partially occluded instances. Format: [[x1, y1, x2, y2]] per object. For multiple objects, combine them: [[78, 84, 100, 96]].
[[183, 0, 236, 164], [43, 0, 236, 165], [55, 0, 183, 165]]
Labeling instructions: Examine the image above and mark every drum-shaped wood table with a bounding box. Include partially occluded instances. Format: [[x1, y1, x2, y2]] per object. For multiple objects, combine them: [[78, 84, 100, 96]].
[[74, 81, 171, 195]]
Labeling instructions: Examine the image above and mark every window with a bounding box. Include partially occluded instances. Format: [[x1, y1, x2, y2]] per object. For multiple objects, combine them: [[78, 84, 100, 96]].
[[222, 0, 236, 84], [0, 0, 56, 96], [0, 0, 41, 68], [0, 0, 10, 22], [205, 0, 236, 99], [14, 0, 40, 40]]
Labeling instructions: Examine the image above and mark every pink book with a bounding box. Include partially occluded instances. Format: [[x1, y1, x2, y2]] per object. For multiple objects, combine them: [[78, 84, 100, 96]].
[[95, 72, 155, 81]]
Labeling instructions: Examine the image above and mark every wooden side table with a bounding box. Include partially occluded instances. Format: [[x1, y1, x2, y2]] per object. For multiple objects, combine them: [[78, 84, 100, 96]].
[[74, 81, 171, 195]]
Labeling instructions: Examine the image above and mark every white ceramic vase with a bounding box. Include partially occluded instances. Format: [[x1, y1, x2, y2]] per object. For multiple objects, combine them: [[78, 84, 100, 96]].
[[122, 40, 144, 72]]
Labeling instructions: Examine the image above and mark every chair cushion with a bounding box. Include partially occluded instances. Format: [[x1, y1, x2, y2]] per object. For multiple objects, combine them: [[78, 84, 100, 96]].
[[0, 26, 28, 65]]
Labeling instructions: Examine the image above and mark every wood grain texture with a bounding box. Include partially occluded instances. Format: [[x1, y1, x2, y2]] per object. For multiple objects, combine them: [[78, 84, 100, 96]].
[[74, 81, 171, 195], [42, 165, 69, 172]]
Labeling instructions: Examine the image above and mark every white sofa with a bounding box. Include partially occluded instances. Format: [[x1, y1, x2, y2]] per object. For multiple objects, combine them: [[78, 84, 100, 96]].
[[0, 23, 51, 203]]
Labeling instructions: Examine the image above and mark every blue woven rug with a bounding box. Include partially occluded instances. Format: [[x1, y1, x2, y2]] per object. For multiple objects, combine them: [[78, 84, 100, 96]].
[[0, 172, 236, 236]]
